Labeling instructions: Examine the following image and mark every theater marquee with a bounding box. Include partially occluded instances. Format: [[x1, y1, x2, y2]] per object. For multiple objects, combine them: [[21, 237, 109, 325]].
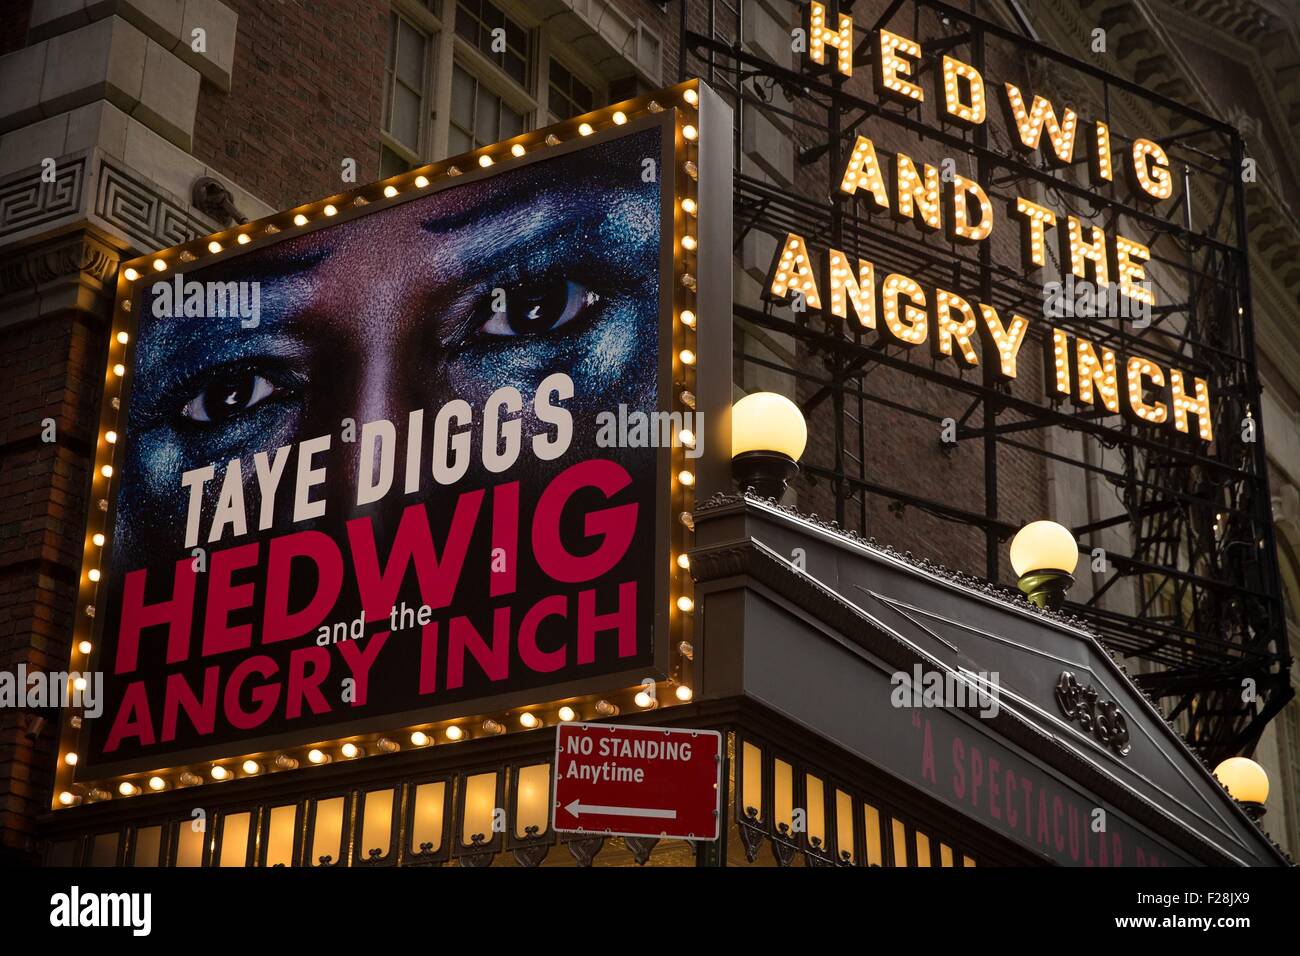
[[60, 83, 715, 799]]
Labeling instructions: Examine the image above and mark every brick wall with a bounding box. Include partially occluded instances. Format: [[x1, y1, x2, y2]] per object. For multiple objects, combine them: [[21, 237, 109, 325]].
[[0, 307, 106, 863], [191, 0, 390, 211]]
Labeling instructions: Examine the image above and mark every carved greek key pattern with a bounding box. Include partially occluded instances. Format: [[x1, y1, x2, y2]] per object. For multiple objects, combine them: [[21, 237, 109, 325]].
[[0, 158, 85, 236]]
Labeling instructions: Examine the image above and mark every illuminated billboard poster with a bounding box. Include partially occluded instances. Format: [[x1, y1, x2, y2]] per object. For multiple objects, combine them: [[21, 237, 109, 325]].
[[65, 88, 708, 788]]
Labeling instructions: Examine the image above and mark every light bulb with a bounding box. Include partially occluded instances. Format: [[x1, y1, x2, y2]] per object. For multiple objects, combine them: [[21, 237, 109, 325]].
[[1009, 520, 1079, 576], [634, 690, 655, 708], [64, 753, 78, 766], [680, 309, 696, 328], [92, 533, 105, 546], [684, 88, 699, 107], [519, 712, 540, 729], [323, 204, 337, 216], [479, 155, 493, 167], [87, 569, 100, 582], [579, 122, 594, 136], [558, 706, 576, 722], [683, 124, 698, 141], [341, 742, 360, 758], [680, 349, 696, 366], [612, 110, 627, 125], [101, 465, 113, 478], [105, 430, 117, 443], [676, 553, 690, 570], [682, 197, 697, 215], [682, 235, 697, 251], [678, 428, 696, 447], [445, 725, 464, 741], [410, 731, 430, 747], [384, 185, 399, 197], [116, 331, 129, 344], [237, 233, 251, 245], [208, 240, 222, 253], [415, 175, 429, 187], [677, 595, 694, 612], [119, 781, 138, 796], [676, 685, 694, 702], [293, 213, 308, 226], [210, 765, 229, 780], [123, 267, 140, 281], [113, 363, 125, 377], [78, 640, 92, 654], [511, 143, 526, 157], [678, 470, 695, 486], [242, 759, 261, 775], [152, 259, 166, 272], [307, 748, 328, 764], [148, 776, 167, 791]]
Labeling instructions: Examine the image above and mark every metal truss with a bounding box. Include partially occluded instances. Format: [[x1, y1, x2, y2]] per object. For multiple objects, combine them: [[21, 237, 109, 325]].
[[678, 0, 1292, 760]]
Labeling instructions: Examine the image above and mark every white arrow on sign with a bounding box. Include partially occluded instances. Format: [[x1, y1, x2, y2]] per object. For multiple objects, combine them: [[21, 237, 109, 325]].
[[565, 799, 677, 820]]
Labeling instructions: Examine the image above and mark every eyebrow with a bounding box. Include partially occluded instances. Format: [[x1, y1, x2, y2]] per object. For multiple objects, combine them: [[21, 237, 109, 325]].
[[246, 245, 336, 282]]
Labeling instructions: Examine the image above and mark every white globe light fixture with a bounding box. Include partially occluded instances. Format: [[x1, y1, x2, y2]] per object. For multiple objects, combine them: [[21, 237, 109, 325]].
[[730, 392, 808, 500], [1009, 520, 1079, 610], [1213, 756, 1269, 819]]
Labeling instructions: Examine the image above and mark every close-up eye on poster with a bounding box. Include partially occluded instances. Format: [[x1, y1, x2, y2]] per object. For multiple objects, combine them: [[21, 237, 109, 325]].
[[0, 0, 1296, 940]]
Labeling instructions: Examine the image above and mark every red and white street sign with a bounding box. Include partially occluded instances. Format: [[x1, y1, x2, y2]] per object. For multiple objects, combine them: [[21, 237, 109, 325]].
[[553, 722, 722, 841]]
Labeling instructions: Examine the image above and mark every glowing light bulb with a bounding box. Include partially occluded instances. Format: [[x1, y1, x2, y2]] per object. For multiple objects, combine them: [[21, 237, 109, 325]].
[[680, 309, 696, 328], [676, 685, 694, 702], [682, 234, 697, 251], [679, 349, 696, 366], [242, 759, 261, 775], [87, 569, 100, 582], [307, 748, 328, 764], [74, 676, 87, 691], [676, 553, 690, 570], [677, 595, 694, 613], [683, 124, 697, 141], [65, 753, 78, 766], [116, 330, 129, 344], [511, 143, 526, 157], [293, 214, 308, 226], [479, 155, 493, 167], [445, 725, 464, 741], [634, 690, 655, 708], [237, 233, 251, 245], [558, 706, 576, 722], [105, 430, 117, 443], [410, 731, 430, 747], [113, 363, 125, 377], [92, 533, 105, 546], [341, 742, 360, 759], [148, 776, 167, 791], [684, 88, 699, 107], [612, 110, 627, 125], [208, 240, 222, 253], [679, 428, 696, 448], [210, 765, 229, 780], [678, 470, 695, 487], [578, 122, 594, 136], [519, 712, 540, 729], [59, 791, 77, 806], [152, 259, 166, 272], [384, 185, 399, 197], [119, 781, 138, 796], [78, 640, 92, 654], [323, 204, 338, 217], [415, 175, 429, 188], [123, 268, 140, 281], [101, 465, 113, 478], [682, 197, 697, 215]]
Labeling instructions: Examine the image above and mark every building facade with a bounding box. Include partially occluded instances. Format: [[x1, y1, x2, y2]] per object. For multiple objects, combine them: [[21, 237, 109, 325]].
[[0, 0, 1296, 866]]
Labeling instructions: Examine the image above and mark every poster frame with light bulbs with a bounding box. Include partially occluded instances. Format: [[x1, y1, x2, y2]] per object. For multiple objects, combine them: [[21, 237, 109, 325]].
[[53, 80, 733, 809]]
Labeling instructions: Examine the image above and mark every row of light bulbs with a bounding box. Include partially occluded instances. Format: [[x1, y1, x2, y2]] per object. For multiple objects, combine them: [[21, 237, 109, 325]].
[[57, 684, 696, 805]]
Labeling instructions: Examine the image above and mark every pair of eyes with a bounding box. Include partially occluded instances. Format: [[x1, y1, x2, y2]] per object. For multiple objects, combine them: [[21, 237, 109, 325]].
[[181, 278, 593, 424]]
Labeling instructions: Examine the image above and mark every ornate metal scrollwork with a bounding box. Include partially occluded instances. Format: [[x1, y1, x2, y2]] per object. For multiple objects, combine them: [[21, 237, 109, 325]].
[[567, 836, 605, 867], [737, 806, 766, 863], [512, 826, 551, 868], [458, 832, 495, 868], [624, 837, 659, 865], [1055, 670, 1131, 756], [770, 822, 798, 867]]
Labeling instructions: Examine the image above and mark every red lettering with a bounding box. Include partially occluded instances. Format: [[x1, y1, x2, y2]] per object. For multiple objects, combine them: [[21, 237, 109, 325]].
[[224, 655, 280, 729], [519, 594, 568, 672], [104, 681, 156, 752], [577, 581, 638, 663], [202, 542, 259, 657], [162, 667, 219, 741], [264, 530, 343, 642], [534, 459, 637, 582], [117, 559, 196, 674], [337, 631, 388, 707], [447, 607, 511, 689]]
